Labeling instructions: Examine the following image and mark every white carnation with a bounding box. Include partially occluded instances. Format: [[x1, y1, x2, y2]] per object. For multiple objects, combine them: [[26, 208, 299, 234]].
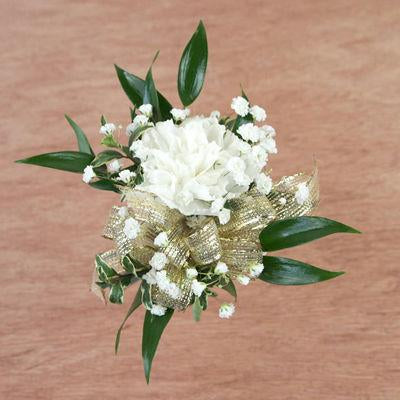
[[149, 252, 167, 270], [211, 198, 225, 213], [123, 217, 141, 240], [138, 103, 153, 117], [250, 105, 267, 122], [255, 174, 272, 195], [99, 123, 116, 135], [219, 302, 235, 319], [231, 96, 249, 116], [129, 140, 148, 159], [107, 159, 121, 173], [218, 208, 231, 225], [117, 170, 136, 184], [191, 280, 206, 297], [150, 304, 167, 316], [82, 165, 96, 183], [136, 117, 265, 216], [249, 263, 264, 278], [215, 261, 228, 274], [295, 183, 309, 205], [186, 268, 198, 279], [171, 108, 190, 121], [237, 123, 261, 142], [154, 231, 169, 247], [237, 275, 250, 285]]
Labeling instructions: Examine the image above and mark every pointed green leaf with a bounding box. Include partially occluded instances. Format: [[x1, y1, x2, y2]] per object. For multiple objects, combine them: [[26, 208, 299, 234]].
[[178, 20, 208, 106], [100, 115, 107, 125], [141, 281, 153, 310], [115, 285, 142, 353], [260, 216, 360, 251], [91, 150, 124, 167], [65, 115, 94, 156], [89, 179, 120, 193], [15, 151, 94, 173], [192, 296, 202, 322], [114, 64, 172, 120], [142, 308, 174, 383], [143, 65, 161, 122], [109, 281, 124, 304], [260, 256, 344, 285]]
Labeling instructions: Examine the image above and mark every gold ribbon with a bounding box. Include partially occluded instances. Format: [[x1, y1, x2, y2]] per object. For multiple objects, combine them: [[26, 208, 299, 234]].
[[93, 167, 319, 309]]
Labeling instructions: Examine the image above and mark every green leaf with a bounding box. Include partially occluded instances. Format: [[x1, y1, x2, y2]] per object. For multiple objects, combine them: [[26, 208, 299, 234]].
[[95, 254, 118, 282], [128, 124, 152, 147], [89, 179, 120, 193], [142, 308, 174, 383], [221, 278, 237, 301], [100, 115, 107, 125], [178, 20, 208, 106], [141, 281, 153, 310], [260, 256, 344, 285], [100, 135, 119, 148], [114, 64, 172, 120], [65, 115, 94, 156], [143, 64, 161, 122], [109, 281, 124, 304], [15, 151, 94, 173], [192, 296, 202, 322], [91, 150, 124, 167], [259, 216, 360, 251], [115, 285, 142, 353]]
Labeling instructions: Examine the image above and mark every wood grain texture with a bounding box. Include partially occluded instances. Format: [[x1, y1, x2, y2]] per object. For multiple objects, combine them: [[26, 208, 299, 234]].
[[1, 0, 399, 398]]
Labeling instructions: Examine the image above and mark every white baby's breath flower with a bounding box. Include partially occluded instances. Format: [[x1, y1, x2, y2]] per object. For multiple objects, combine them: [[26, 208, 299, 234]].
[[117, 170, 136, 184], [219, 302, 235, 319], [234, 173, 252, 187], [211, 198, 225, 213], [237, 275, 250, 285], [249, 263, 264, 278], [82, 165, 96, 183], [210, 110, 221, 120], [166, 282, 181, 299], [231, 96, 249, 116], [107, 159, 121, 173], [260, 137, 277, 154], [154, 232, 169, 247], [278, 197, 287, 205], [150, 304, 167, 316], [171, 108, 190, 121], [237, 123, 261, 142], [255, 174, 272, 195], [218, 208, 231, 225], [142, 268, 157, 285], [191, 280, 206, 297], [251, 145, 268, 168], [149, 252, 167, 271], [260, 125, 276, 138], [234, 137, 252, 154], [139, 103, 153, 117], [295, 183, 309, 205], [126, 115, 149, 136], [215, 261, 228, 274], [117, 206, 129, 218], [155, 270, 170, 291], [123, 217, 141, 240], [186, 268, 198, 279], [250, 105, 267, 122], [99, 123, 116, 135]]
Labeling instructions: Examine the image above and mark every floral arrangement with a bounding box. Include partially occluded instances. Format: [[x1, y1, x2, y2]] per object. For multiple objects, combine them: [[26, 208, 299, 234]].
[[16, 21, 359, 383]]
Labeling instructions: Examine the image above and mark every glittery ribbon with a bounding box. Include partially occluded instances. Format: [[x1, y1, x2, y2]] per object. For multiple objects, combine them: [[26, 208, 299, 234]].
[[93, 167, 319, 309]]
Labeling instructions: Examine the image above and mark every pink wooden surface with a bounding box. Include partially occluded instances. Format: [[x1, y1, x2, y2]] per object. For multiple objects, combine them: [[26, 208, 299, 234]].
[[1, 0, 399, 398]]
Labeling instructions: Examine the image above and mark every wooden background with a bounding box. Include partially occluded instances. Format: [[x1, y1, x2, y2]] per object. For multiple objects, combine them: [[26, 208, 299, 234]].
[[1, 0, 399, 398]]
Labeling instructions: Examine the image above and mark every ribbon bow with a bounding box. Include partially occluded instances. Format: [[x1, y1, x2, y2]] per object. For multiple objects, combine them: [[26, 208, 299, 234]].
[[95, 167, 319, 309]]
